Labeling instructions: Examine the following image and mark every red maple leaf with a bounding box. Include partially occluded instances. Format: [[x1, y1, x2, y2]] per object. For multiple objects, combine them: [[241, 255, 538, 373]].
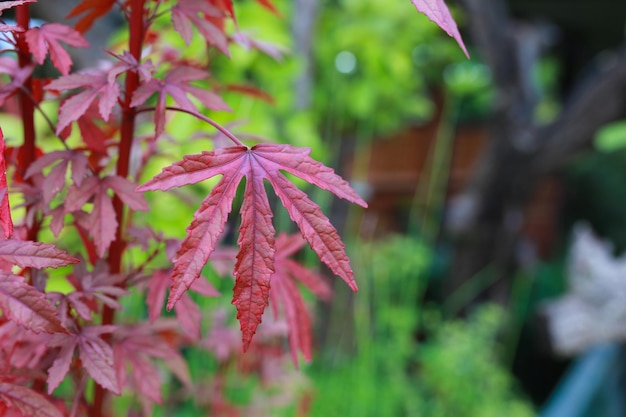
[[66, 0, 117, 34], [113, 322, 191, 404], [171, 0, 230, 54], [107, 50, 154, 84], [131, 66, 230, 138], [67, 260, 129, 311], [44, 70, 120, 134], [0, 129, 13, 238], [269, 233, 332, 365], [24, 150, 89, 205], [25, 23, 89, 75], [65, 176, 149, 256], [138, 143, 367, 350], [47, 325, 118, 394]]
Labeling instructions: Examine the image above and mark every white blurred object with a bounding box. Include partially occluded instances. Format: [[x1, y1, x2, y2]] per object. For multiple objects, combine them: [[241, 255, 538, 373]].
[[542, 222, 626, 356]]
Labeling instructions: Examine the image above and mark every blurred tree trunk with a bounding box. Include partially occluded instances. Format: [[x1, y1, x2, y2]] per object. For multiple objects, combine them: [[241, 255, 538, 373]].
[[292, 0, 319, 110], [449, 0, 626, 305]]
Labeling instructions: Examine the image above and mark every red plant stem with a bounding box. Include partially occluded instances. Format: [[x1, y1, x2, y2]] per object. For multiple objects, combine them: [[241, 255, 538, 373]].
[[108, 0, 145, 275], [137, 106, 246, 147], [94, 0, 145, 415], [15, 5, 39, 241], [164, 107, 246, 147]]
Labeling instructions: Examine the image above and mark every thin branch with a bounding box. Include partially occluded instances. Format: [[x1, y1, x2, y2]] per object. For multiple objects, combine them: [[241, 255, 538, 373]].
[[136, 106, 246, 147]]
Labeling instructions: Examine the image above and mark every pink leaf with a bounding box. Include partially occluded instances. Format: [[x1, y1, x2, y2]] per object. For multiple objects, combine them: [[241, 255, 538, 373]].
[[271, 271, 312, 364], [66, 176, 148, 256], [78, 326, 119, 394], [107, 50, 154, 84], [231, 31, 286, 61], [0, 382, 64, 417], [65, 176, 99, 212], [48, 326, 119, 394], [269, 234, 332, 365], [47, 340, 77, 394], [113, 322, 190, 403], [174, 293, 202, 339], [45, 71, 120, 134], [25, 23, 89, 75], [146, 270, 169, 323], [139, 143, 367, 348], [102, 176, 149, 211], [131, 66, 230, 138], [42, 161, 69, 206], [91, 189, 117, 257], [171, 0, 229, 54], [0, 240, 79, 269], [25, 150, 89, 189], [411, 0, 469, 58], [126, 353, 162, 404], [0, 272, 66, 334], [189, 275, 220, 296], [0, 58, 34, 106]]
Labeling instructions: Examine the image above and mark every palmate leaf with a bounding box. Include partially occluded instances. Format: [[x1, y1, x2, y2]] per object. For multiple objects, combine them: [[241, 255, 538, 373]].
[[65, 176, 149, 256], [171, 0, 229, 54], [45, 70, 120, 134], [47, 325, 119, 394], [138, 143, 367, 349], [25, 23, 89, 75]]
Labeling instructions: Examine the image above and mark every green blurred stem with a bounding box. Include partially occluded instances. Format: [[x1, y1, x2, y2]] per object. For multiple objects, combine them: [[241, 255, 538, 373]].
[[443, 264, 498, 317], [409, 92, 459, 242]]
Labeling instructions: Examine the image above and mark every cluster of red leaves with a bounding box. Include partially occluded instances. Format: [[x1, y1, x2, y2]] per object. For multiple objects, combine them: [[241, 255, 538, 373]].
[[0, 0, 466, 415]]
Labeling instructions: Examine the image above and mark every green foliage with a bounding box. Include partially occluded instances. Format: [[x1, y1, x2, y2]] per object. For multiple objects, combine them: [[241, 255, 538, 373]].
[[307, 235, 535, 417], [313, 0, 477, 137], [418, 306, 535, 417]]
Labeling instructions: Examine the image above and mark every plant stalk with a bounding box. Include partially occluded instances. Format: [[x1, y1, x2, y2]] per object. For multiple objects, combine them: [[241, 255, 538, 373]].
[[94, 0, 145, 415], [15, 5, 39, 242]]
